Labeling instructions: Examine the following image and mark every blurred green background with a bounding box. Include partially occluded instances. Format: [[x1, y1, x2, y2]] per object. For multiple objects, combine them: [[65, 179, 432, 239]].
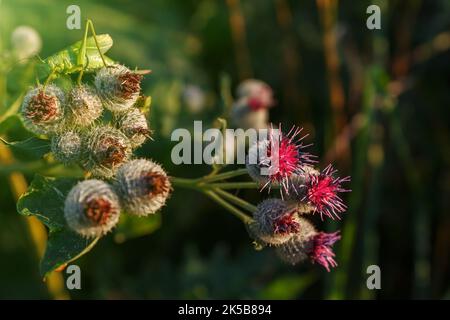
[[0, 0, 449, 299]]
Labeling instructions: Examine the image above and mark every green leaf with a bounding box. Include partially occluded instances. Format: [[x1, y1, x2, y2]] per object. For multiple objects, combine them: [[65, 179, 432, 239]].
[[135, 95, 152, 116], [0, 137, 51, 159], [40, 231, 99, 277], [114, 213, 161, 243], [0, 115, 21, 135], [260, 274, 317, 299], [36, 34, 114, 79], [17, 175, 99, 277]]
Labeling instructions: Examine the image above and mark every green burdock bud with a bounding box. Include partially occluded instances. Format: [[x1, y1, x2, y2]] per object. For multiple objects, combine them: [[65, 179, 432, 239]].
[[116, 108, 150, 148], [21, 85, 65, 135], [81, 126, 132, 178], [67, 85, 103, 127], [94, 65, 142, 113], [251, 198, 301, 246], [51, 130, 82, 164], [114, 159, 171, 216], [64, 179, 121, 238]]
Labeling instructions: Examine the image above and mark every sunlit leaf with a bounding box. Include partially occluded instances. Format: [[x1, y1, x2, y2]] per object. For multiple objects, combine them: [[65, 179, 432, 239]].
[[17, 175, 99, 277], [114, 213, 161, 243], [0, 136, 51, 159]]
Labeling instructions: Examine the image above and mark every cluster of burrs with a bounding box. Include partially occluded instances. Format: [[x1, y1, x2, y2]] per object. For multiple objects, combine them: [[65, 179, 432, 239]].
[[20, 64, 172, 238], [245, 123, 351, 271]]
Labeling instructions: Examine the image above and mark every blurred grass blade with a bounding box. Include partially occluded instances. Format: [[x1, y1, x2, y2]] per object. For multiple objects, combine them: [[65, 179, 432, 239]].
[[0, 93, 23, 125]]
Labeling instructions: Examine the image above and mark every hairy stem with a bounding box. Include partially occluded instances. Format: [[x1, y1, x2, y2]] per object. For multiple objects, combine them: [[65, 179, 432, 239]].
[[204, 181, 260, 189], [201, 168, 248, 183], [213, 188, 257, 212], [170, 176, 201, 190], [203, 190, 253, 225]]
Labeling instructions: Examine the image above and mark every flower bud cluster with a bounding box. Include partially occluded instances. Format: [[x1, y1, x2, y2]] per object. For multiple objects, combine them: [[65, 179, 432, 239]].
[[21, 64, 150, 178], [20, 64, 171, 237], [64, 158, 171, 238], [246, 123, 350, 271]]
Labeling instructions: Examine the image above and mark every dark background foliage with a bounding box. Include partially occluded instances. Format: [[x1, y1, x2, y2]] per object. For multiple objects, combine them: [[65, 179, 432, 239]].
[[0, 0, 448, 299]]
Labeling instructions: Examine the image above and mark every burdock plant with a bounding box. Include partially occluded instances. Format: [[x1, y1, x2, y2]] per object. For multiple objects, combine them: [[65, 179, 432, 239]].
[[12, 20, 351, 278]]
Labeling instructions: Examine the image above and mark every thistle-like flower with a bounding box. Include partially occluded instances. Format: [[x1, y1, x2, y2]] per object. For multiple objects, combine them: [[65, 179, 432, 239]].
[[303, 164, 351, 220], [20, 85, 65, 135], [276, 218, 341, 271], [116, 108, 150, 148], [285, 165, 320, 201], [64, 179, 121, 238], [67, 85, 103, 127], [114, 159, 171, 216], [81, 126, 132, 178], [246, 125, 315, 197], [94, 65, 143, 113], [250, 198, 301, 246], [309, 231, 341, 271], [51, 130, 82, 164]]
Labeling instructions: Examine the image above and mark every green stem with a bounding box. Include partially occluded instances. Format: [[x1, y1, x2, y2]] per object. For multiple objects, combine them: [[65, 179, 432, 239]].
[[205, 182, 260, 189], [202, 190, 253, 225], [214, 188, 257, 212], [202, 168, 248, 183], [171, 172, 257, 191], [220, 73, 233, 119], [43, 69, 56, 89], [206, 117, 229, 176], [170, 176, 201, 190], [207, 164, 222, 177], [172, 180, 259, 191]]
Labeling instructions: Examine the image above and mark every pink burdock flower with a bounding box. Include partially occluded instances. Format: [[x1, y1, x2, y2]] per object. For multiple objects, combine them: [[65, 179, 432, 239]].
[[250, 198, 301, 246], [246, 124, 315, 197], [273, 210, 300, 235], [304, 164, 350, 220], [276, 218, 341, 272], [310, 231, 341, 272]]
